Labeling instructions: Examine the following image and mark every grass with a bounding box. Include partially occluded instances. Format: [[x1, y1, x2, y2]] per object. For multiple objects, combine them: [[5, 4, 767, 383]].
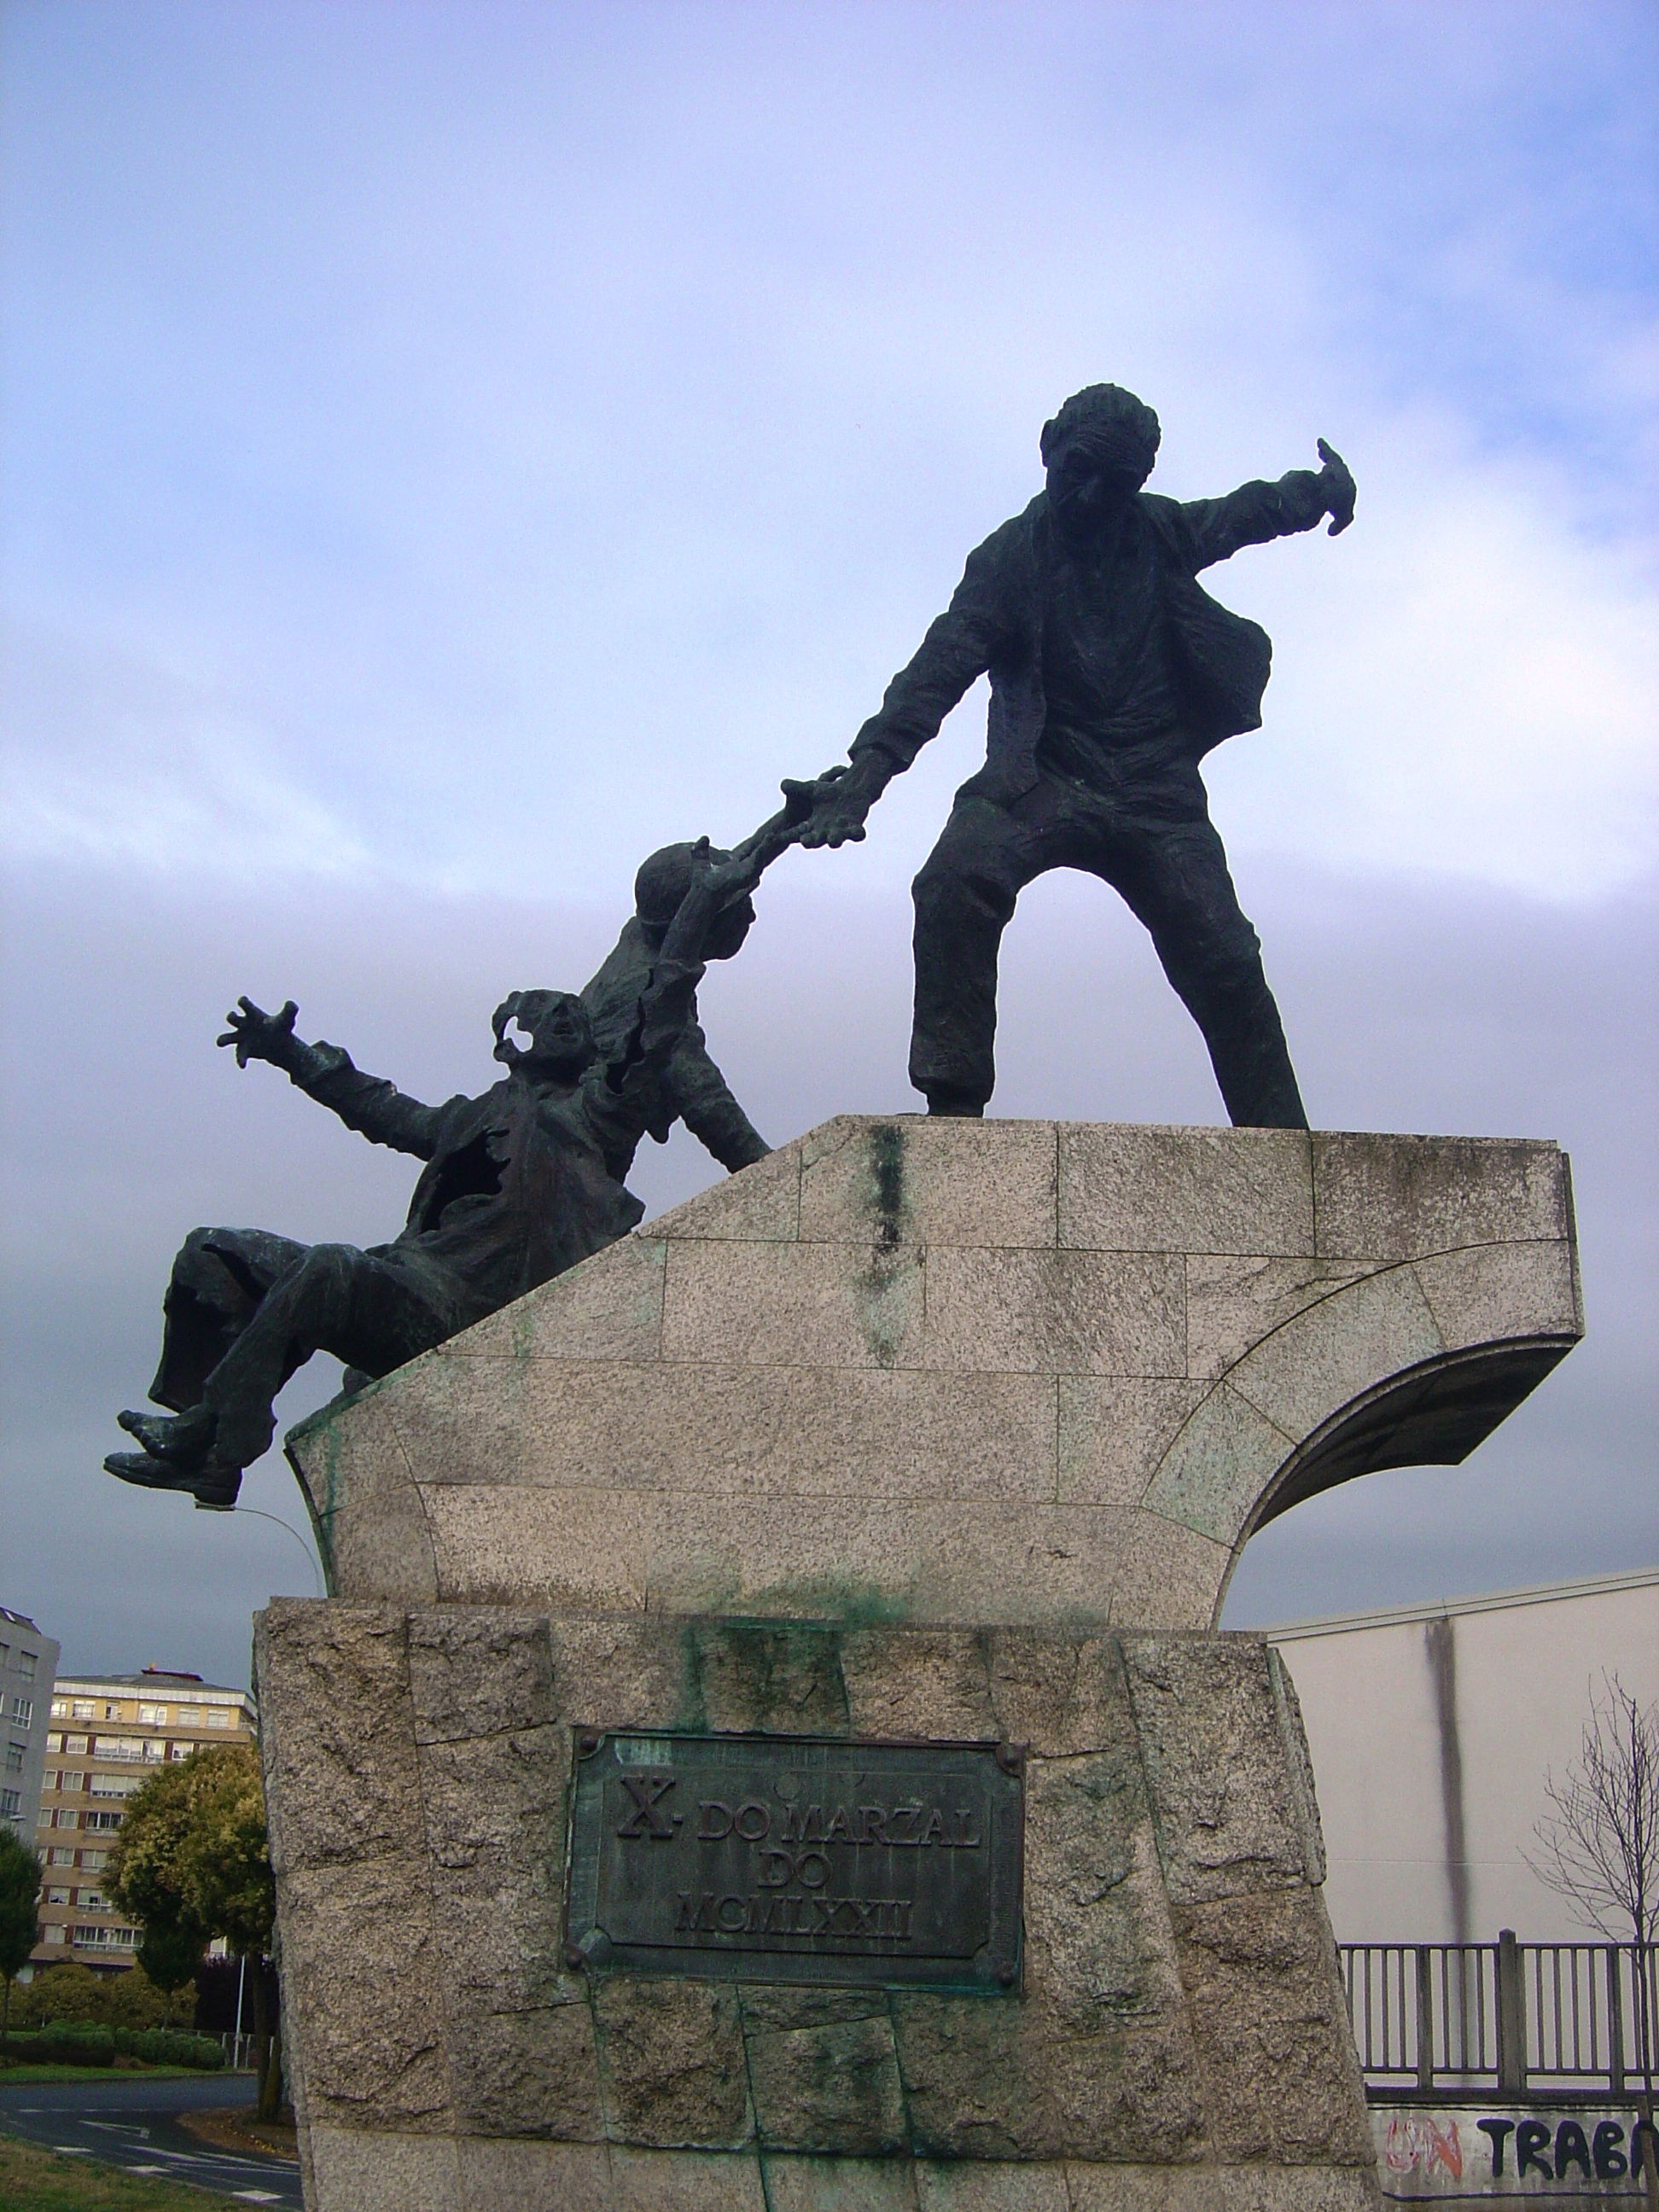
[[0, 2133, 250, 2209]]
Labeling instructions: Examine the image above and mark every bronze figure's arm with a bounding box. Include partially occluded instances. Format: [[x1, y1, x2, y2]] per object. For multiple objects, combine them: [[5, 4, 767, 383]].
[[218, 996, 447, 1160], [797, 531, 1016, 849], [1171, 439, 1357, 570]]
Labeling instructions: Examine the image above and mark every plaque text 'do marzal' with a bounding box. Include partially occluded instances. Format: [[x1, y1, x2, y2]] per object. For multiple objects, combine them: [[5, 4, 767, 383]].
[[565, 1731, 1024, 1992]]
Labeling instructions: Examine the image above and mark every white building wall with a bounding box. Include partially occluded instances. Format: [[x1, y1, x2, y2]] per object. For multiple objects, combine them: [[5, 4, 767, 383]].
[[1268, 1569, 1659, 1946]]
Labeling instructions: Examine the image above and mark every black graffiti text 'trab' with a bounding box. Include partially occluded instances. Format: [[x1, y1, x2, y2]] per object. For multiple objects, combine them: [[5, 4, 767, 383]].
[[1477, 2114, 1653, 2182]]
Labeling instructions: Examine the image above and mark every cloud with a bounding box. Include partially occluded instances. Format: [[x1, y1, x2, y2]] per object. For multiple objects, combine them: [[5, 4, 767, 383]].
[[3, 2, 1654, 908], [1204, 418, 1659, 898], [2, 621, 375, 879]]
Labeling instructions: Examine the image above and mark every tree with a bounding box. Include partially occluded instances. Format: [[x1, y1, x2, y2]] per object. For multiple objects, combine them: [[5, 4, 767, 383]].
[[0, 1826, 43, 2047], [15, 1959, 108, 2029], [1527, 1674, 1659, 2192], [136, 1916, 209, 2017], [107, 1743, 281, 2116]]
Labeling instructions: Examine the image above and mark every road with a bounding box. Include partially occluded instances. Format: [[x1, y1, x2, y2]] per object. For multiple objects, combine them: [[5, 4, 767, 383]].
[[0, 2072, 302, 2206]]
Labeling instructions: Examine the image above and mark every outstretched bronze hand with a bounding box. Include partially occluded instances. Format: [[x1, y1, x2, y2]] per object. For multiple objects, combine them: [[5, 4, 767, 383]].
[[1316, 439, 1356, 536], [218, 996, 302, 1070], [790, 759, 887, 849]]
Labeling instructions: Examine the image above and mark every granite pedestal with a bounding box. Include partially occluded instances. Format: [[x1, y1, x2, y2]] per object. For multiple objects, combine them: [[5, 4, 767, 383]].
[[258, 1118, 1580, 2209]]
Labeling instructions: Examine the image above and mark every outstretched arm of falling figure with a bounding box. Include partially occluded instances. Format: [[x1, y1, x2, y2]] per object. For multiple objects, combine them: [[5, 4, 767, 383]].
[[217, 996, 448, 1160]]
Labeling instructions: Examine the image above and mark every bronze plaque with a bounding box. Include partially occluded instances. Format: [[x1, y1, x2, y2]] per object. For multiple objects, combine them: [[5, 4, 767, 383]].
[[565, 1730, 1023, 1992]]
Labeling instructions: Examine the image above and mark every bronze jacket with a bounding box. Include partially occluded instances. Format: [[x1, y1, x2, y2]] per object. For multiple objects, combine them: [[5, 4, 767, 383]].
[[847, 473, 1328, 804], [280, 953, 706, 1326]]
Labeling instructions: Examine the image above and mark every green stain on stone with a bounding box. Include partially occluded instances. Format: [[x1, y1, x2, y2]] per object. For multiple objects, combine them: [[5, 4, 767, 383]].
[[869, 1122, 906, 1249], [859, 1126, 915, 1366], [859, 1249, 916, 1370], [675, 1617, 711, 1733], [690, 1617, 852, 1734], [722, 1580, 917, 1635]]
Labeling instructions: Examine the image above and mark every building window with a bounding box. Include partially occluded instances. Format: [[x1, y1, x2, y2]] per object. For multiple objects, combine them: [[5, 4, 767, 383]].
[[45, 1886, 69, 1906], [79, 1849, 106, 1870], [102, 1703, 121, 1721], [9, 1697, 32, 1726], [84, 1810, 123, 1832], [93, 1737, 145, 1761], [77, 1890, 106, 1911], [4, 1743, 23, 1773], [90, 1774, 136, 1799], [59, 1773, 84, 1794], [205, 1708, 233, 1727], [72, 1702, 94, 1722], [0, 1645, 9, 1668], [137, 1704, 168, 1726], [43, 1924, 65, 1944], [72, 1923, 135, 1948], [46, 1845, 75, 1866], [64, 1734, 87, 1755], [17, 1652, 36, 1680], [0, 1790, 19, 1818]]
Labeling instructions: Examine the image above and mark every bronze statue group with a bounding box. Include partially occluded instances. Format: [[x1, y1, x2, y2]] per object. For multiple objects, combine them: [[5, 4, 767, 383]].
[[107, 384, 1355, 1508]]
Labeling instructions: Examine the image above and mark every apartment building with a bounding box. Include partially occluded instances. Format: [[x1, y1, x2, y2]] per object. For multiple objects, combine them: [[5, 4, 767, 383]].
[[32, 1668, 257, 1971], [1, 1608, 60, 1846]]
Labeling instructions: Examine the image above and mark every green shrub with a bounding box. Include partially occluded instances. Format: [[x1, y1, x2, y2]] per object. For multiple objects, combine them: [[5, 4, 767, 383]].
[[11, 1960, 195, 2029], [0, 2020, 222, 2069], [126, 2026, 223, 2069]]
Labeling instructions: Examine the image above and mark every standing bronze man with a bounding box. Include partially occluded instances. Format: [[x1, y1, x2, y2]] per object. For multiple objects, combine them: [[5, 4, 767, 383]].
[[797, 383, 1355, 1125]]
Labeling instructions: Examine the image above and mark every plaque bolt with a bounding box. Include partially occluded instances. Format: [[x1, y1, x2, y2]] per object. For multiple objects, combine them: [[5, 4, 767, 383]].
[[576, 1729, 602, 1757], [564, 1941, 587, 1970]]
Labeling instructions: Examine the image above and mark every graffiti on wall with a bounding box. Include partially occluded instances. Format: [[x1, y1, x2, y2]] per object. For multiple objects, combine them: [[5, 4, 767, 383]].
[[1374, 2106, 1656, 2197], [1384, 2113, 1465, 2181]]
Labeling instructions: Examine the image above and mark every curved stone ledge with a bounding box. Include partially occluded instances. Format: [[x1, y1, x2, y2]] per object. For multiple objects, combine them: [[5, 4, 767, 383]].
[[286, 1117, 1580, 1631]]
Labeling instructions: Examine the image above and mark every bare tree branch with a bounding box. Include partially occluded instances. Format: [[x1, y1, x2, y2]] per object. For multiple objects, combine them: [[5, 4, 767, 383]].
[[1527, 1673, 1659, 2106], [1526, 1674, 1659, 1948]]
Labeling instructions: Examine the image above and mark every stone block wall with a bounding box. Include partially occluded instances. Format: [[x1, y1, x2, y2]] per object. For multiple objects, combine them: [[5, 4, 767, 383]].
[[285, 1119, 1579, 1636], [258, 1598, 1378, 2210]]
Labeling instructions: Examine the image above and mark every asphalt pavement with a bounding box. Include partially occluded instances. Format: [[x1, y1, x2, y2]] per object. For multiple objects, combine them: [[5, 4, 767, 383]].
[[0, 2071, 302, 2206]]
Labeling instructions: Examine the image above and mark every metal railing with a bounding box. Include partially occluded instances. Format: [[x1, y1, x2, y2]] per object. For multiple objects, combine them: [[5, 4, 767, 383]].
[[1340, 1936, 1658, 2099]]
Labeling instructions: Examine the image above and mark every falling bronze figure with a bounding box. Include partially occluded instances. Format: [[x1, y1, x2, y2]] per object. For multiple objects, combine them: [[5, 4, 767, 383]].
[[105, 835, 789, 1509], [795, 382, 1356, 1125]]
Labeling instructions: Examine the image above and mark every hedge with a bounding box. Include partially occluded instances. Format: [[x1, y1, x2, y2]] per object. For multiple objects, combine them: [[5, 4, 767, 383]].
[[0, 2021, 224, 2069]]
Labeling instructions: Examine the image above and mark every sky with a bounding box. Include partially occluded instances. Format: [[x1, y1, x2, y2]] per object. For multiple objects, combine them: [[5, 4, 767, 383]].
[[2, 0, 1655, 1691]]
